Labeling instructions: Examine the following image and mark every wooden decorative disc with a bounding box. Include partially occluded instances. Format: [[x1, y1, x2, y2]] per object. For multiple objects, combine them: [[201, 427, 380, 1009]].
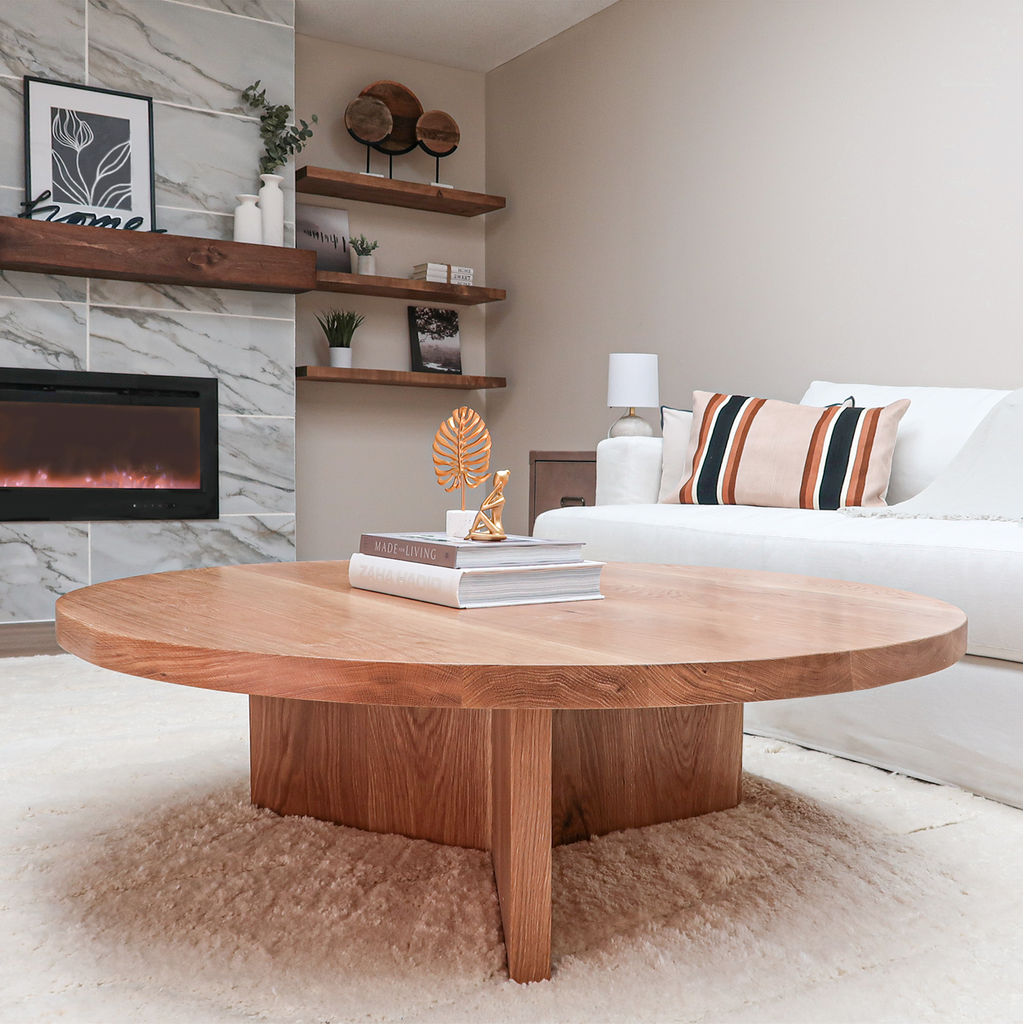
[[417, 110, 460, 157], [359, 80, 423, 155], [344, 95, 392, 145]]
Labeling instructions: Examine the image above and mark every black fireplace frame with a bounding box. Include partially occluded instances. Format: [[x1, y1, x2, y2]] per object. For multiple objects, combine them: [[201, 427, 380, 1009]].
[[0, 367, 218, 522]]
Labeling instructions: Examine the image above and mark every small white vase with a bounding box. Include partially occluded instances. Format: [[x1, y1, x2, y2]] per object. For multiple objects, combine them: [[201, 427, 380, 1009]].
[[232, 194, 261, 244], [446, 509, 478, 539], [258, 173, 284, 246], [328, 347, 353, 368], [357, 253, 376, 276]]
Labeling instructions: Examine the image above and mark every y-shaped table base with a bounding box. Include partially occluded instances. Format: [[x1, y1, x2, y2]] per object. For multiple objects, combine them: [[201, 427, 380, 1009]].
[[249, 697, 743, 982]]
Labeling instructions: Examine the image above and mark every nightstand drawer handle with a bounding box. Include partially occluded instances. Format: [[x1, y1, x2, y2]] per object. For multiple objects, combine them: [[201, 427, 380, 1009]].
[[560, 496, 586, 508]]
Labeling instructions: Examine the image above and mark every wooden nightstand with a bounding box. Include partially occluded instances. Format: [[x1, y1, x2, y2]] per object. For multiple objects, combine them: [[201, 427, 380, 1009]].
[[528, 450, 597, 534]]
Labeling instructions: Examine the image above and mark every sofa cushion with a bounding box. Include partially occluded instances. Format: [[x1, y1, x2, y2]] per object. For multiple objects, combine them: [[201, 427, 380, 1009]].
[[658, 406, 693, 502], [844, 387, 1023, 523], [800, 381, 1012, 503], [533, 502, 1023, 663], [677, 391, 909, 509]]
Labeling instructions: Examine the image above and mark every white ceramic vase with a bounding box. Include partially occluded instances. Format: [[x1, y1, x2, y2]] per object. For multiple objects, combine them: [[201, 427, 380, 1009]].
[[446, 509, 478, 539], [232, 194, 261, 244], [258, 173, 284, 246], [328, 347, 353, 368], [357, 253, 376, 276]]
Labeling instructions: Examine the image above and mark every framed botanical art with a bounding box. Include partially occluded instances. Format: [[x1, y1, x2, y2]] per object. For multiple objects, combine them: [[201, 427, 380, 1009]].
[[23, 76, 156, 231], [408, 306, 462, 374]]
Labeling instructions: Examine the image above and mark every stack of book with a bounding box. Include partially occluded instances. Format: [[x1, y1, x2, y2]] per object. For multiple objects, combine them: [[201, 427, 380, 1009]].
[[348, 531, 604, 608], [412, 263, 473, 286]]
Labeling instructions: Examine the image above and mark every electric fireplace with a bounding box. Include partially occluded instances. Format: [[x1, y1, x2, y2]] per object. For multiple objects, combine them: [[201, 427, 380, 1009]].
[[0, 368, 218, 522]]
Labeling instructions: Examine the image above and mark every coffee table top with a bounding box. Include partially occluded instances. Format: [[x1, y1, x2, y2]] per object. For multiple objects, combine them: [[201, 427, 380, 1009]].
[[55, 561, 967, 710]]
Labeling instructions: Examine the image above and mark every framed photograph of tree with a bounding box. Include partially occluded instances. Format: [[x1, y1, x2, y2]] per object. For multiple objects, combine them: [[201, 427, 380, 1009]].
[[408, 306, 462, 374], [23, 76, 156, 231]]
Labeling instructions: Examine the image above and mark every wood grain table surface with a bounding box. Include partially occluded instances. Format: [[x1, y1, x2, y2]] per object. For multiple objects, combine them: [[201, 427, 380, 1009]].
[[55, 561, 967, 983], [56, 560, 967, 709]]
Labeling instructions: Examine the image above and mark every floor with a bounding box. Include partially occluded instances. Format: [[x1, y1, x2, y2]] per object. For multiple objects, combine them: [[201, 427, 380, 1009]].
[[2, 654, 1022, 1023]]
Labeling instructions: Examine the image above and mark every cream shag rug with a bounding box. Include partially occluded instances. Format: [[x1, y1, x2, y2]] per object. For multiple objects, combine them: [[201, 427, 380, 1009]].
[[2, 655, 1022, 1024]]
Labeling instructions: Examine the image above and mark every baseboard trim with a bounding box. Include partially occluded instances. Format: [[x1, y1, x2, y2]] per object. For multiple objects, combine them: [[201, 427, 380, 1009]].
[[0, 621, 63, 657]]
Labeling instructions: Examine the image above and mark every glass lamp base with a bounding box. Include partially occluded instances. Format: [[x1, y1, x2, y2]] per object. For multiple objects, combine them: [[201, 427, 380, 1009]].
[[608, 411, 654, 438]]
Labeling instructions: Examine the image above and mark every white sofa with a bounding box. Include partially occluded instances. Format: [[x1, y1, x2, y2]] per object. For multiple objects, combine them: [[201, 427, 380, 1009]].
[[533, 381, 1023, 809]]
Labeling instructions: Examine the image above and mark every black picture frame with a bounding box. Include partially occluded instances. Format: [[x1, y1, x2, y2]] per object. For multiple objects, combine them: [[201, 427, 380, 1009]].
[[408, 305, 462, 375], [23, 76, 157, 231]]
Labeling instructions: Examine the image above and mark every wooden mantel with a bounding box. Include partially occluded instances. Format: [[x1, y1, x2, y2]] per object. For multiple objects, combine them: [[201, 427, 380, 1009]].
[[0, 217, 318, 293]]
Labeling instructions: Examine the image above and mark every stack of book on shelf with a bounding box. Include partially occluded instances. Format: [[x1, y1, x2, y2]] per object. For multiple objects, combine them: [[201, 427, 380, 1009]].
[[412, 263, 473, 286], [348, 532, 603, 608]]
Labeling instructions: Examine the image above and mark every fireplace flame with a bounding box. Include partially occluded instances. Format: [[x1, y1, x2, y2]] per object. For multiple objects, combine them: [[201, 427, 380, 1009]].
[[0, 468, 201, 489]]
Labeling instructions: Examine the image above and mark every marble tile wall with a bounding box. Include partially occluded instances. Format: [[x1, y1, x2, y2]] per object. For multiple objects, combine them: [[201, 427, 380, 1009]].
[[0, 0, 298, 623]]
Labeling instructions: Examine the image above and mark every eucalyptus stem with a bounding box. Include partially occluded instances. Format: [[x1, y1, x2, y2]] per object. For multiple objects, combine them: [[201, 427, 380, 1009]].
[[242, 80, 318, 176]]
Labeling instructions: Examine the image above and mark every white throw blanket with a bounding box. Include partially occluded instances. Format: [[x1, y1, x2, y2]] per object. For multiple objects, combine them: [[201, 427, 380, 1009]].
[[843, 386, 1023, 523]]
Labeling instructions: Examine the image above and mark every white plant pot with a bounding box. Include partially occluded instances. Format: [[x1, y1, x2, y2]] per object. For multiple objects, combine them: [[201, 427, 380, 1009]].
[[232, 194, 261, 244], [356, 253, 376, 276], [328, 347, 353, 368], [258, 173, 284, 246], [446, 509, 478, 539]]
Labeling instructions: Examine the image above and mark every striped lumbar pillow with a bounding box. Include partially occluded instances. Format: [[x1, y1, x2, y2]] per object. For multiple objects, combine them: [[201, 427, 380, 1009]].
[[677, 391, 911, 509]]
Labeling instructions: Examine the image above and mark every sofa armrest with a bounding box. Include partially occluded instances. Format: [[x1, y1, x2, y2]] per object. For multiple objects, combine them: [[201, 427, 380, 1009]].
[[595, 436, 663, 505]]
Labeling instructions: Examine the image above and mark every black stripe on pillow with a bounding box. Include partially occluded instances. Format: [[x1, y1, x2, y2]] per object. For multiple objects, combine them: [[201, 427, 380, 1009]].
[[817, 406, 863, 509], [694, 394, 748, 504]]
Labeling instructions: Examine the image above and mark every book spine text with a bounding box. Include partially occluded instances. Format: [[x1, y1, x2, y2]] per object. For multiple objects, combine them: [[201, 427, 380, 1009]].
[[359, 536, 457, 567], [349, 553, 463, 607]]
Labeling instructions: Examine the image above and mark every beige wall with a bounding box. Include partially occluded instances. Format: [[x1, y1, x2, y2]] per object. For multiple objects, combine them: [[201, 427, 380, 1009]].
[[295, 36, 489, 558], [485, 0, 1023, 534]]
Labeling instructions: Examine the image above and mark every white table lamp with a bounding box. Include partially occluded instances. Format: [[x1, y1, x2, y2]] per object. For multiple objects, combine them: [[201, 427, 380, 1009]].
[[607, 352, 659, 437]]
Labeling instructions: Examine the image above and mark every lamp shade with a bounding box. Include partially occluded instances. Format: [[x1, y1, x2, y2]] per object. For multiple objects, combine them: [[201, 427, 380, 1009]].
[[607, 352, 659, 408]]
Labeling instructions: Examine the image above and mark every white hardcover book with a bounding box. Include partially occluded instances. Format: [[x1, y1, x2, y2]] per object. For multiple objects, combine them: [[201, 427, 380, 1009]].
[[411, 264, 474, 284], [348, 553, 604, 608], [413, 263, 474, 274], [350, 552, 463, 606], [413, 274, 473, 285]]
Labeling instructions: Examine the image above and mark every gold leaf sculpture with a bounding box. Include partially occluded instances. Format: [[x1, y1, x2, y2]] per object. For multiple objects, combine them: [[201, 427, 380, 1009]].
[[433, 406, 491, 510]]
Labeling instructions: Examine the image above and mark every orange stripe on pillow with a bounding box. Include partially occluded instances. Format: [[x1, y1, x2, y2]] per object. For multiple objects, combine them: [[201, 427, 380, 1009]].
[[799, 406, 840, 509], [721, 397, 766, 504], [680, 392, 728, 503], [846, 406, 881, 507]]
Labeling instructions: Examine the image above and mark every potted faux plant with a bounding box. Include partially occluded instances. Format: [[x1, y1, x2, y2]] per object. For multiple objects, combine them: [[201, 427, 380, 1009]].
[[242, 80, 317, 246], [317, 309, 365, 368], [349, 234, 379, 276]]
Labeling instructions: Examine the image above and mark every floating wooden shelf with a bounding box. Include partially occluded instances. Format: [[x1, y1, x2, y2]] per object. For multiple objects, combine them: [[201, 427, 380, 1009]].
[[296, 166, 506, 217], [315, 271, 504, 306], [296, 366, 506, 390], [0, 217, 317, 293]]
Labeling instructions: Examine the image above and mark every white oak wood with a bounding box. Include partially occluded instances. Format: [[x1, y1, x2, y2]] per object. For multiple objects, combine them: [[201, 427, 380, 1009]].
[[55, 562, 968, 710], [54, 560, 967, 984], [492, 708, 552, 982], [250, 697, 492, 849], [551, 705, 743, 845]]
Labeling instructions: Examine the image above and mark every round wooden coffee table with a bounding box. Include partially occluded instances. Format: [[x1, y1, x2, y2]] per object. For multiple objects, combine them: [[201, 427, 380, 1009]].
[[55, 561, 966, 983]]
